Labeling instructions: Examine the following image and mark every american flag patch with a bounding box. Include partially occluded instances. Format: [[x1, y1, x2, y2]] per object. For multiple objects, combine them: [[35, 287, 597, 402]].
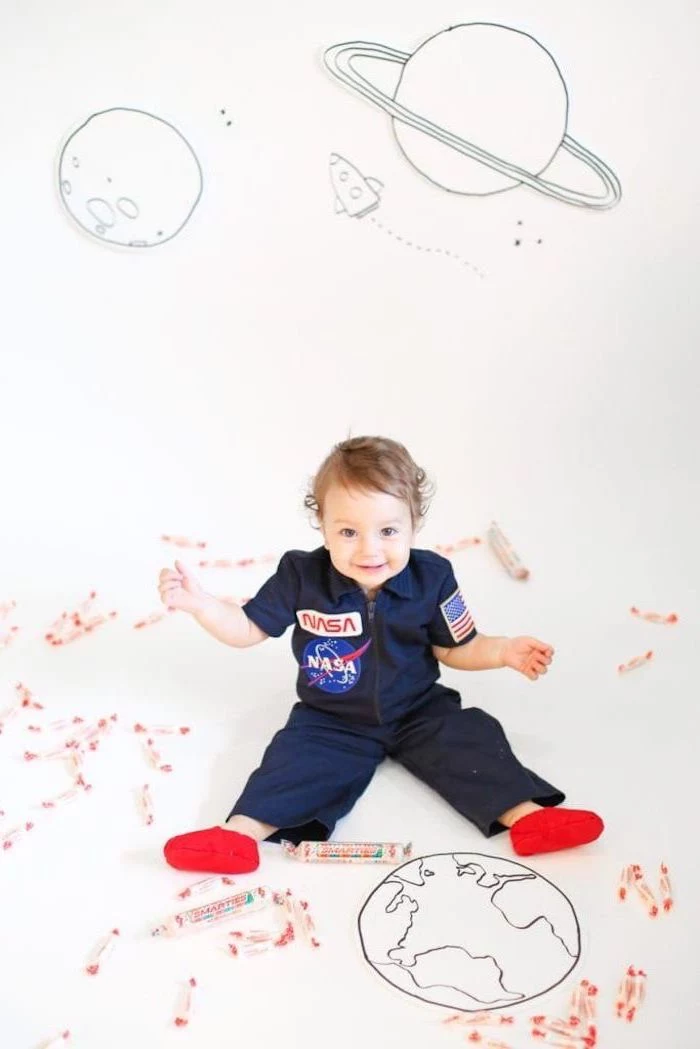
[[440, 587, 475, 643]]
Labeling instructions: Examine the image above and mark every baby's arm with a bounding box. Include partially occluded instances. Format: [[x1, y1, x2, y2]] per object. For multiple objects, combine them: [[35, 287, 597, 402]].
[[433, 635, 507, 671], [194, 596, 268, 648], [158, 561, 268, 648], [434, 634, 553, 681]]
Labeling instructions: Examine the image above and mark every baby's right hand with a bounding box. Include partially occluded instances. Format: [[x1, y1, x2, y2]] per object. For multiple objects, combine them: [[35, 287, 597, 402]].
[[158, 560, 208, 614]]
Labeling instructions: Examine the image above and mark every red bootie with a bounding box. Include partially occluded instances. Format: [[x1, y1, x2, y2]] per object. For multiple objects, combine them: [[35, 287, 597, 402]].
[[163, 826, 260, 874], [510, 807, 604, 857]]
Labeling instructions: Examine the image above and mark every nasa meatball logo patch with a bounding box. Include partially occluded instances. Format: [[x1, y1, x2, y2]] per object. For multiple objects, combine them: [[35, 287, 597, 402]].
[[301, 637, 372, 694], [296, 609, 362, 637]]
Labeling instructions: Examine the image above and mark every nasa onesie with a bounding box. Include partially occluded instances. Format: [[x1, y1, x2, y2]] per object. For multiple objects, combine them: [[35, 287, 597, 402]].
[[228, 547, 564, 843]]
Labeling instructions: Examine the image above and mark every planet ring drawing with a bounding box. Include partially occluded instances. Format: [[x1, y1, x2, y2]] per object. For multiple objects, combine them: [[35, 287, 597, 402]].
[[324, 26, 622, 209]]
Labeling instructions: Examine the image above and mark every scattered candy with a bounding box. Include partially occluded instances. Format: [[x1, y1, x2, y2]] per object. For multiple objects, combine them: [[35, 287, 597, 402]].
[[173, 977, 197, 1027], [617, 865, 632, 901], [176, 875, 235, 899], [569, 978, 598, 1024], [290, 896, 321, 949], [630, 864, 659, 917], [142, 737, 173, 773], [84, 928, 120, 975], [161, 534, 208, 548], [434, 536, 482, 555], [45, 591, 117, 646], [630, 606, 678, 625], [0, 682, 45, 732], [134, 722, 191, 736], [47, 717, 85, 732], [281, 839, 412, 864], [520, 977, 599, 1047], [619, 862, 673, 917], [1, 820, 34, 852], [37, 788, 82, 810], [615, 965, 647, 1023], [197, 554, 275, 569], [443, 1013, 514, 1027], [659, 860, 674, 912], [133, 609, 175, 630], [226, 888, 321, 957], [530, 1014, 596, 1046], [617, 650, 653, 674], [0, 600, 19, 650], [37, 1031, 71, 1049], [486, 522, 530, 580], [152, 887, 269, 936], [140, 784, 154, 825]]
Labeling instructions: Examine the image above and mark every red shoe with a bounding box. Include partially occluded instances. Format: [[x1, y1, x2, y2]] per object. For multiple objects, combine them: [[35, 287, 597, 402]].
[[163, 826, 259, 874], [510, 807, 604, 857]]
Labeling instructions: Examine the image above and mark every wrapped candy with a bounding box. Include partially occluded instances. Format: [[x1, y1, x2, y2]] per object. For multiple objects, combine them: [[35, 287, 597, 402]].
[[85, 928, 120, 975], [176, 875, 235, 900], [173, 977, 197, 1026], [487, 522, 530, 580], [617, 650, 653, 674], [161, 534, 208, 548], [281, 839, 412, 864], [38, 1031, 71, 1049], [630, 606, 678, 624], [152, 887, 269, 936], [133, 722, 190, 736]]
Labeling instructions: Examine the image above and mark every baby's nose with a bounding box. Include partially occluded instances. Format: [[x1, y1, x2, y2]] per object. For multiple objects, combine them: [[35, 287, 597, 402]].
[[359, 535, 381, 556]]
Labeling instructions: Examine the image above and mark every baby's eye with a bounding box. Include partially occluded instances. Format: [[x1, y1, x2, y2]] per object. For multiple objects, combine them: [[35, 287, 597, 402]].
[[381, 527, 398, 537], [340, 528, 356, 538]]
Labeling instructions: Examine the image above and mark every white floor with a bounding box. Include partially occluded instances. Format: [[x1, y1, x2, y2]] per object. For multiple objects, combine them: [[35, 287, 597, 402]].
[[3, 1, 699, 1044], [1, 499, 697, 1048]]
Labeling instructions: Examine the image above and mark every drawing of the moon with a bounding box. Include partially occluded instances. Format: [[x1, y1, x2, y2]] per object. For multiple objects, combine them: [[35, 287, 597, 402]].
[[324, 23, 621, 208], [58, 108, 203, 247]]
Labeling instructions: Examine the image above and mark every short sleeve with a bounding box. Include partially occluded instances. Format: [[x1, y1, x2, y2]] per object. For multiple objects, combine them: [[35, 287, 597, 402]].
[[242, 552, 300, 638], [427, 565, 478, 648]]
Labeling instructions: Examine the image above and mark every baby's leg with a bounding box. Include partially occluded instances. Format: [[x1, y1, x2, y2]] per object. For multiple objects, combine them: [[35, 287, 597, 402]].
[[164, 704, 386, 874], [221, 814, 277, 839], [392, 695, 603, 856], [497, 801, 543, 826]]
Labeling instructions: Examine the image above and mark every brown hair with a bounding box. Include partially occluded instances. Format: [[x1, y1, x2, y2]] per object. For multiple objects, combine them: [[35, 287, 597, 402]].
[[304, 436, 434, 529]]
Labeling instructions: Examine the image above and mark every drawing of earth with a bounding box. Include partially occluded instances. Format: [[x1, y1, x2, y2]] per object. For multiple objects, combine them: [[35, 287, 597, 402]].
[[58, 108, 203, 247], [358, 852, 580, 1011]]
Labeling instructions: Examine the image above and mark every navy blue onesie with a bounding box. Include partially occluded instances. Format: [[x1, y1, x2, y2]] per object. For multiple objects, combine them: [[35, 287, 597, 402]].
[[227, 547, 563, 843]]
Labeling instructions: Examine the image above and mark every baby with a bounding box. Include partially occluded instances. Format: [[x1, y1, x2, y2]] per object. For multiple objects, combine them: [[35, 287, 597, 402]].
[[159, 436, 603, 875]]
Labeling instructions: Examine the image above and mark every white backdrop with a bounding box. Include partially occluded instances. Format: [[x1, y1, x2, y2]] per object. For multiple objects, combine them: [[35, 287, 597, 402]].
[[2, 1, 698, 1046]]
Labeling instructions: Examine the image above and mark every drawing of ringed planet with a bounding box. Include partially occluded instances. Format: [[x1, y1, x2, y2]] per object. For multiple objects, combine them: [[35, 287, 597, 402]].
[[324, 23, 621, 208], [58, 108, 203, 247]]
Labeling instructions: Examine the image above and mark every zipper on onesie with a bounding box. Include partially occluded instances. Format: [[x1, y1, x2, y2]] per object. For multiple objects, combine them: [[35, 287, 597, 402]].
[[367, 596, 381, 724]]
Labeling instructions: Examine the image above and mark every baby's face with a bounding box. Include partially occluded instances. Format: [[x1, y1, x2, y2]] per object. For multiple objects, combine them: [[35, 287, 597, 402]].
[[319, 484, 415, 593]]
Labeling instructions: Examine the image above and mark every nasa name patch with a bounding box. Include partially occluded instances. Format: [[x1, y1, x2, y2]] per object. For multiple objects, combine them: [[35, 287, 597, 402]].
[[296, 609, 363, 637]]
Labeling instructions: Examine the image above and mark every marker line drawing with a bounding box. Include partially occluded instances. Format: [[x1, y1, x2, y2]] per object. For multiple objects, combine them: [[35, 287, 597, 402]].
[[324, 23, 621, 209], [329, 152, 485, 276], [358, 852, 581, 1012], [58, 108, 203, 247]]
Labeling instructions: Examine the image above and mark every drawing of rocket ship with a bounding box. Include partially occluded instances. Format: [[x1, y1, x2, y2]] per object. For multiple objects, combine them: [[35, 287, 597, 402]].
[[330, 153, 383, 218]]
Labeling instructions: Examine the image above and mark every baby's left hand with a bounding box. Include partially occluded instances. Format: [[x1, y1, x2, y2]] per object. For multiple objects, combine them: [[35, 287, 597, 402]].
[[503, 636, 554, 681]]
